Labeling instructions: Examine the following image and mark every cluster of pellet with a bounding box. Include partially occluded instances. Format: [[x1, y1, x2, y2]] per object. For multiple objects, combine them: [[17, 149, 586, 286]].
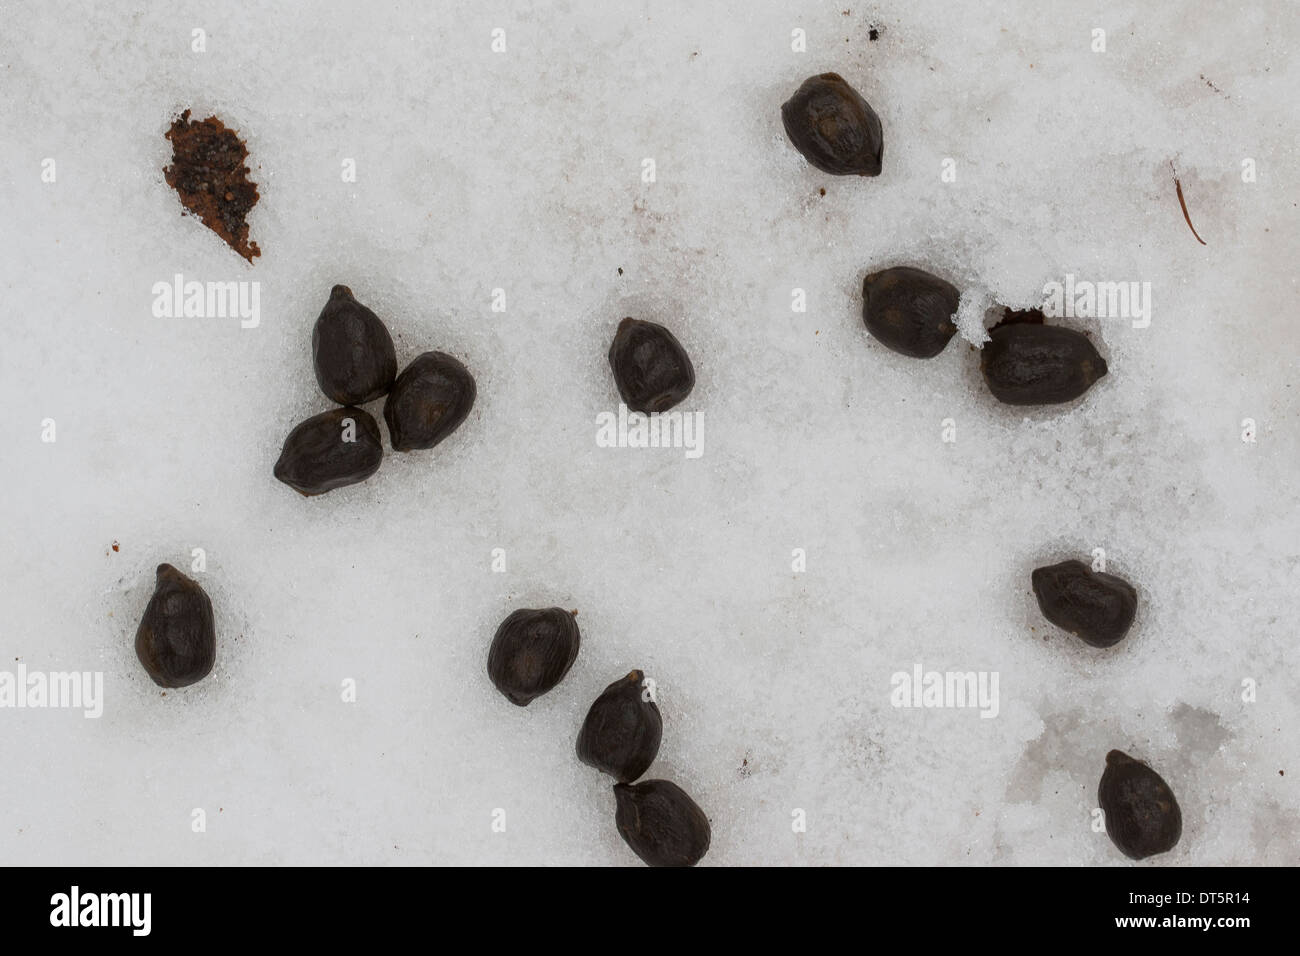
[[273, 285, 476, 496], [782, 72, 1179, 861], [135, 78, 1186, 865], [487, 609, 711, 867]]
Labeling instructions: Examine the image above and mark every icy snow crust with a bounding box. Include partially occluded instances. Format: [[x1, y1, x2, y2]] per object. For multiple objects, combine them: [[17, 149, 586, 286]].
[[1, 1, 1297, 865]]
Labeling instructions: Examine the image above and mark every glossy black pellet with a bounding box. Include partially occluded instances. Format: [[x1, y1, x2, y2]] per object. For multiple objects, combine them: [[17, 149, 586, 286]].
[[273, 406, 384, 496], [312, 285, 397, 405], [608, 317, 695, 414], [861, 266, 960, 358], [781, 73, 883, 176], [1098, 750, 1182, 860], [613, 779, 711, 868], [135, 563, 216, 688], [486, 607, 581, 706], [980, 324, 1107, 405], [383, 351, 476, 452], [576, 670, 663, 783], [1031, 559, 1137, 648]]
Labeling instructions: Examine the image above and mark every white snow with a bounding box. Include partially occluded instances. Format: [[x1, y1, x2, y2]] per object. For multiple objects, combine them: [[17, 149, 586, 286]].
[[1, 0, 1297, 865], [954, 288, 994, 346]]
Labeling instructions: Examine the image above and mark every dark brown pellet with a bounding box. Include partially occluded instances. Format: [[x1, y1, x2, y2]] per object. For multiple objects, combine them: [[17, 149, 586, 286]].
[[1098, 750, 1182, 860], [1031, 559, 1137, 648], [576, 670, 663, 783], [486, 607, 581, 706], [980, 324, 1107, 405], [608, 317, 695, 414], [273, 406, 384, 496], [781, 73, 883, 176], [135, 564, 216, 688], [383, 351, 476, 452], [861, 266, 961, 358], [312, 285, 397, 405], [613, 779, 711, 867]]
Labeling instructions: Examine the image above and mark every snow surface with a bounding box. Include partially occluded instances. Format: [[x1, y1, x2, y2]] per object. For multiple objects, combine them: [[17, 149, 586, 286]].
[[1, 0, 1297, 865]]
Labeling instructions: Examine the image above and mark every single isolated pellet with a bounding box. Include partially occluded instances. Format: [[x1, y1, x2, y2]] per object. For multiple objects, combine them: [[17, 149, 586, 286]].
[[312, 285, 397, 405], [861, 266, 960, 358], [1098, 750, 1182, 860], [576, 670, 663, 783], [487, 607, 581, 706], [135, 564, 216, 688], [613, 779, 711, 867], [781, 73, 883, 176], [273, 406, 384, 496], [383, 351, 476, 452], [608, 318, 695, 414], [1031, 559, 1137, 648], [980, 324, 1107, 405]]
